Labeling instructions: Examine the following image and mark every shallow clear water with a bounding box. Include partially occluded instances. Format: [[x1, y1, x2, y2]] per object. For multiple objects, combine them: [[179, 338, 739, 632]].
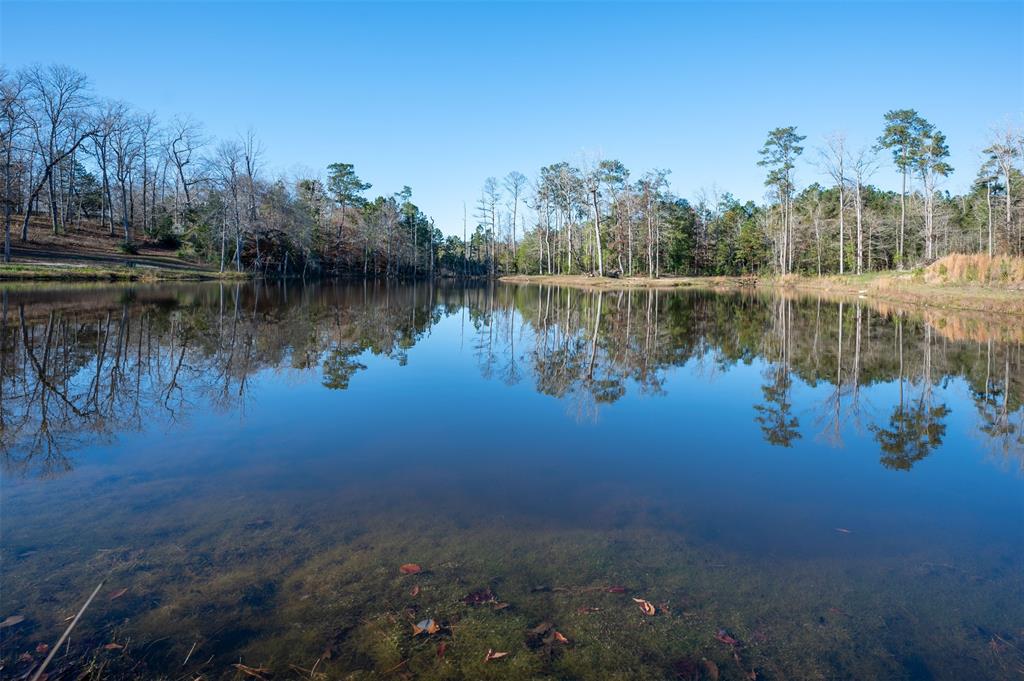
[[1, 282, 1022, 680]]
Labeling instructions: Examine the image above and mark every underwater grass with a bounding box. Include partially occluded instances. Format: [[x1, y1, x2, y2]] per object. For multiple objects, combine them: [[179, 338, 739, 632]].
[[4, 479, 1020, 680]]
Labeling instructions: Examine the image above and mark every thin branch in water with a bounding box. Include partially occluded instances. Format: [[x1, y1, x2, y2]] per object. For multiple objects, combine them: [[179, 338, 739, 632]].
[[30, 578, 106, 681]]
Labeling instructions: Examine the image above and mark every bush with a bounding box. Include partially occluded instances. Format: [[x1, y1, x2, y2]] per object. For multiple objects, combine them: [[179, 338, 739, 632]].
[[156, 232, 181, 249], [118, 241, 139, 255], [150, 215, 182, 250], [925, 254, 1024, 285]]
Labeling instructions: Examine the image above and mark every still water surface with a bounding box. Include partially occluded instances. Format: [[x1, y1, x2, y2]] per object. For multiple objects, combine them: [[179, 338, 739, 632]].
[[1, 282, 1022, 680]]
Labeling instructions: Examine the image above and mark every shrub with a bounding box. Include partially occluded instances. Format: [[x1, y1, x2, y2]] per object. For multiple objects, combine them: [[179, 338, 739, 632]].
[[156, 233, 181, 249], [925, 254, 1024, 285]]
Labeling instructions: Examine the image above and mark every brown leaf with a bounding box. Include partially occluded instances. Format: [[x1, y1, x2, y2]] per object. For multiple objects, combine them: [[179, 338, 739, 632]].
[[0, 615, 26, 628], [399, 563, 422, 575], [606, 585, 627, 593], [484, 649, 509, 662], [36, 643, 49, 654], [103, 643, 124, 650], [109, 588, 128, 600], [632, 598, 656, 616], [552, 631, 569, 644], [18, 652, 33, 663], [409, 585, 420, 597], [436, 641, 447, 658]]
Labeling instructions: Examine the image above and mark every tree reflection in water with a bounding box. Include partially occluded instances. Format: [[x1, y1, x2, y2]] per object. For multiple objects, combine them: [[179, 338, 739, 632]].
[[2, 282, 1021, 477]]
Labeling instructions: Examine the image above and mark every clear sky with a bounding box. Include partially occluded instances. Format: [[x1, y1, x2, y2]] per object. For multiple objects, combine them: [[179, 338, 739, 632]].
[[3, 1, 1022, 235]]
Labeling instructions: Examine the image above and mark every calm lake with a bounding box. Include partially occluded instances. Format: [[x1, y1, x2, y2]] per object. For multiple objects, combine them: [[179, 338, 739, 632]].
[[1, 282, 1022, 681]]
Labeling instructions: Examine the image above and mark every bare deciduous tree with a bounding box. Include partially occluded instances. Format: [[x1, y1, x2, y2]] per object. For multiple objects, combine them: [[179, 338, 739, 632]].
[[19, 65, 97, 241]]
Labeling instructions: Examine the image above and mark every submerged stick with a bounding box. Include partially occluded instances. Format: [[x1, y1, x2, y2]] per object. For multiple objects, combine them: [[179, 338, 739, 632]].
[[381, 657, 409, 674], [183, 640, 198, 666], [30, 579, 106, 681]]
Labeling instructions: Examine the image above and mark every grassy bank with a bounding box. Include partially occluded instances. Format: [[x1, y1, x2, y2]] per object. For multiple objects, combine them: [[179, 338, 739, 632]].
[[4, 215, 252, 282], [499, 274, 748, 290], [0, 262, 250, 282], [501, 255, 1024, 317], [767, 271, 1024, 317]]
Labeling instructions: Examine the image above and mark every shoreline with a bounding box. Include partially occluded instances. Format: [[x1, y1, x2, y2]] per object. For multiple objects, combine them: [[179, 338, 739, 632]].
[[0, 262, 250, 282], [5, 262, 1022, 319], [499, 272, 1024, 317]]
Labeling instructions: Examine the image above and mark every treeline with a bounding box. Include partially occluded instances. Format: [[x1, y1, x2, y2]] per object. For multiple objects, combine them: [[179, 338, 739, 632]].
[[0, 65, 441, 276], [2, 65, 1022, 279], [474, 116, 1023, 277]]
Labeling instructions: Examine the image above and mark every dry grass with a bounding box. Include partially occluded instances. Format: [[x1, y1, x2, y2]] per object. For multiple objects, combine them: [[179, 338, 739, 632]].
[[503, 269, 1024, 318], [769, 269, 1024, 317], [0, 262, 248, 282], [499, 274, 752, 290], [14, 215, 186, 261], [925, 254, 1024, 286]]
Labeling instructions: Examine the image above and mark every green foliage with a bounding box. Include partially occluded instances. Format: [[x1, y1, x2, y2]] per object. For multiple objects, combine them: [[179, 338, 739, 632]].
[[150, 213, 181, 249], [72, 162, 103, 218], [325, 162, 371, 209], [735, 216, 769, 273], [663, 199, 696, 273], [878, 109, 928, 172], [758, 126, 806, 195], [917, 124, 953, 178]]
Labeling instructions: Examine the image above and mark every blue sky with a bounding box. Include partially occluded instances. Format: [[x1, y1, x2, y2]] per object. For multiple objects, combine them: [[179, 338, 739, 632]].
[[3, 1, 1022, 235]]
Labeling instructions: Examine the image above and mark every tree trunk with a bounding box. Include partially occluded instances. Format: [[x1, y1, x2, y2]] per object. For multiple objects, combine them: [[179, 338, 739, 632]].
[[838, 173, 845, 274], [987, 181, 993, 256], [898, 155, 906, 266], [3, 142, 12, 263], [47, 170, 60, 234], [120, 181, 131, 244], [592, 189, 603, 276], [1003, 166, 1012, 254], [219, 214, 226, 273], [855, 180, 864, 274]]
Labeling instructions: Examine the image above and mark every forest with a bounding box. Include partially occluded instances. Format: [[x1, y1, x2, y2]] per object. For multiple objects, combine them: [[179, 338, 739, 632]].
[[2, 64, 1022, 279]]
